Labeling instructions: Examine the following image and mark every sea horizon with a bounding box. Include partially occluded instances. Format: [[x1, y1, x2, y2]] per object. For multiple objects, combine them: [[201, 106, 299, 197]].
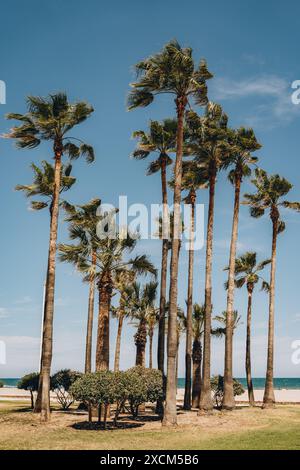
[[1, 377, 300, 390]]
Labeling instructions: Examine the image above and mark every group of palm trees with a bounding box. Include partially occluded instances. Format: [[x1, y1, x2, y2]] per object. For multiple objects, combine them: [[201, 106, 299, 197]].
[[5, 40, 299, 425]]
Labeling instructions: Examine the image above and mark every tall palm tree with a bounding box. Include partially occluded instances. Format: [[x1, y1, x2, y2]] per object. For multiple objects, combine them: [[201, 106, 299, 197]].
[[60, 229, 156, 372], [132, 119, 176, 381], [111, 271, 136, 371], [128, 40, 212, 426], [213, 310, 242, 336], [181, 162, 208, 410], [185, 104, 232, 411], [244, 169, 300, 407], [6, 93, 94, 421], [223, 128, 261, 410], [225, 252, 270, 405], [191, 304, 205, 408], [59, 198, 101, 373], [129, 282, 158, 367]]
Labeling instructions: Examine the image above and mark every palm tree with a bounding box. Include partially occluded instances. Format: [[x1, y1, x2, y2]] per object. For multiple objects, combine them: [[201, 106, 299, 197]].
[[60, 228, 156, 372], [223, 128, 261, 410], [146, 307, 159, 369], [244, 169, 300, 407], [6, 93, 94, 421], [132, 119, 176, 381], [225, 252, 270, 405], [15, 160, 76, 214], [59, 198, 101, 373], [129, 282, 158, 367], [128, 40, 212, 426], [185, 104, 232, 411], [213, 310, 242, 336], [111, 271, 136, 371], [181, 162, 208, 410], [191, 304, 205, 408]]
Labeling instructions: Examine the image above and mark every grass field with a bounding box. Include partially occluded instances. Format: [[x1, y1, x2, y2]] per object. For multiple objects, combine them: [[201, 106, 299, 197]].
[[0, 401, 300, 450]]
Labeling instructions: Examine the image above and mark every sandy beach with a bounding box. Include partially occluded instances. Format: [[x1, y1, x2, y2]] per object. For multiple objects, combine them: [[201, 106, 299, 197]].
[[1, 387, 300, 404], [176, 388, 300, 404]]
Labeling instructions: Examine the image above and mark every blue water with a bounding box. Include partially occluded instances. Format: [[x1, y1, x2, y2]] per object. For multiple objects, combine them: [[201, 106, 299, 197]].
[[177, 377, 300, 390], [1, 377, 300, 389]]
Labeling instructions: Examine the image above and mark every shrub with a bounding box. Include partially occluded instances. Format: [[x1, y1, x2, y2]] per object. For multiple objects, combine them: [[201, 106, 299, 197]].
[[70, 367, 164, 425], [0, 380, 4, 388], [17, 372, 39, 409], [50, 369, 82, 410], [211, 375, 245, 408], [126, 366, 164, 417]]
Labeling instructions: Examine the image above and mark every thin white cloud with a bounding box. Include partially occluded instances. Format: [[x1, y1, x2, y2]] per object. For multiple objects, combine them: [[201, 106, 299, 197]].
[[0, 308, 9, 319], [211, 75, 300, 129]]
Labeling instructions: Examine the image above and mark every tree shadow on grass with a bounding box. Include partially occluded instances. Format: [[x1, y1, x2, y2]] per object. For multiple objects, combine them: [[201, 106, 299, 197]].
[[71, 420, 144, 431]]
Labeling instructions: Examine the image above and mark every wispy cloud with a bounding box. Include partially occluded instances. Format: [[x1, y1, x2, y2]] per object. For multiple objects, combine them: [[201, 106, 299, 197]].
[[211, 75, 300, 129], [0, 308, 9, 319]]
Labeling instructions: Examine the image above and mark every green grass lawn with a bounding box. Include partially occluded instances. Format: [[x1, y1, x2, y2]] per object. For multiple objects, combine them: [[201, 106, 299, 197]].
[[0, 401, 300, 450]]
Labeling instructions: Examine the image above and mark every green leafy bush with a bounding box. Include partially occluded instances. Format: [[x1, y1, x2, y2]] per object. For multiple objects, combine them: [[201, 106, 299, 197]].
[[50, 369, 82, 410], [211, 375, 245, 408], [17, 372, 39, 409], [70, 367, 163, 425], [126, 366, 164, 417], [0, 380, 4, 388]]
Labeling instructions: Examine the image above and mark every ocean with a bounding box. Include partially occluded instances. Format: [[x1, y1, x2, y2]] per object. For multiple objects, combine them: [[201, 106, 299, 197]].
[[1, 377, 300, 389], [176, 378, 300, 390]]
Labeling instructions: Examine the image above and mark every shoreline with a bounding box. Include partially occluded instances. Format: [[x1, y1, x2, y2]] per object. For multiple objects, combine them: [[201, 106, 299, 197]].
[[1, 387, 300, 404]]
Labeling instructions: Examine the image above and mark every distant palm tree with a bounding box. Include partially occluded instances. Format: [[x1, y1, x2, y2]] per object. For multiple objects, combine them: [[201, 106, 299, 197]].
[[213, 310, 242, 337], [225, 252, 270, 405], [185, 104, 232, 412], [128, 40, 212, 426], [59, 198, 102, 373], [181, 162, 208, 410], [191, 304, 205, 408], [15, 160, 76, 214], [132, 119, 176, 378], [223, 128, 261, 410], [146, 307, 159, 369], [6, 93, 94, 421], [244, 169, 300, 407], [60, 230, 156, 372], [129, 282, 158, 367], [111, 271, 136, 371]]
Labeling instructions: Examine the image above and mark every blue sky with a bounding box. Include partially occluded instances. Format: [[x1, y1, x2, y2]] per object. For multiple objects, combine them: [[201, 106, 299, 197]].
[[0, 0, 300, 378]]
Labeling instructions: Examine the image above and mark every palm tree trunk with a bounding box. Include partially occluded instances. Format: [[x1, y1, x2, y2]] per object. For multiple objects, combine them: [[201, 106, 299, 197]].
[[135, 319, 147, 367], [114, 314, 124, 372], [246, 284, 255, 406], [156, 160, 169, 415], [157, 158, 169, 375], [35, 140, 62, 421], [192, 339, 202, 408], [223, 175, 241, 410], [263, 214, 278, 408], [176, 334, 180, 391], [183, 195, 195, 410], [163, 96, 186, 427], [96, 271, 112, 371], [199, 170, 216, 412], [85, 252, 96, 373], [149, 330, 153, 369]]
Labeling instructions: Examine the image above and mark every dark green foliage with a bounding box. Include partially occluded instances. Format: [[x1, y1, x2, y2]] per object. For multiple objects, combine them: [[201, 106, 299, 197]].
[[50, 369, 82, 410], [211, 375, 245, 408], [18, 372, 40, 409], [18, 372, 39, 391], [125, 366, 164, 418], [70, 367, 164, 425], [0, 381, 4, 388]]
